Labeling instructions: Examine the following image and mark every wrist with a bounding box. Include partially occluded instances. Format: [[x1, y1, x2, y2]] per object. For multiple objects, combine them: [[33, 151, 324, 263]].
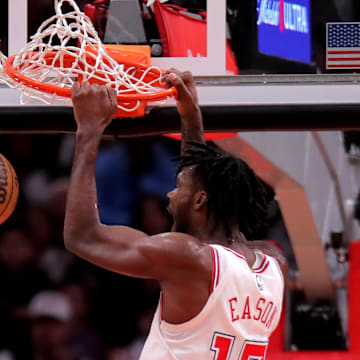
[[76, 127, 104, 142], [75, 130, 102, 157], [179, 105, 202, 121]]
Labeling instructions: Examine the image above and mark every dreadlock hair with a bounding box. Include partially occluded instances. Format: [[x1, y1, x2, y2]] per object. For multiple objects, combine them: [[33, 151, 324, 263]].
[[177, 142, 268, 241]]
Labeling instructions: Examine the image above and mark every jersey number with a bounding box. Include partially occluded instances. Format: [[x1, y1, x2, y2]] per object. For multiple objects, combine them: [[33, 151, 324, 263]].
[[211, 333, 268, 360], [210, 333, 235, 360], [239, 340, 268, 360]]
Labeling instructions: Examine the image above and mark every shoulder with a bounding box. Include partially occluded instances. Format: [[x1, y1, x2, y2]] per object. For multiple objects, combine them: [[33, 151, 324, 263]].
[[141, 232, 213, 269], [147, 232, 208, 253]]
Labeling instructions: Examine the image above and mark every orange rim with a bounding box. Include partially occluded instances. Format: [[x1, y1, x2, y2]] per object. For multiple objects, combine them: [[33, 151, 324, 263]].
[[5, 52, 177, 102]]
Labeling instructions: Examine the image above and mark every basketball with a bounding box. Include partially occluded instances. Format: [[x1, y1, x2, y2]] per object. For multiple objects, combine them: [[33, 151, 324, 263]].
[[0, 154, 19, 225]]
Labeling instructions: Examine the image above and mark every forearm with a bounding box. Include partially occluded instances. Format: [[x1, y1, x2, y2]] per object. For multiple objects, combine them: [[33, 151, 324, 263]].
[[181, 106, 206, 154], [64, 131, 102, 247], [164, 70, 206, 154]]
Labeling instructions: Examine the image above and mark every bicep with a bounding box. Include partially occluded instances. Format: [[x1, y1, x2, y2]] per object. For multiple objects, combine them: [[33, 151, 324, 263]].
[[66, 225, 210, 280], [68, 225, 151, 278]]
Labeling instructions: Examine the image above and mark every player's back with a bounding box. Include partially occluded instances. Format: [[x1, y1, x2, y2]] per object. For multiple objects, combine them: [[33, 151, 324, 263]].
[[140, 244, 284, 360]]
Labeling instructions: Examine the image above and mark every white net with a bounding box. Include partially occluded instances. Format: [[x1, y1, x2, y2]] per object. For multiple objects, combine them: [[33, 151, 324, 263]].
[[0, 0, 172, 114]]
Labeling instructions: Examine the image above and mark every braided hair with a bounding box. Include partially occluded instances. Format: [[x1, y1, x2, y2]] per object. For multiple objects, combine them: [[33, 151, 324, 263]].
[[177, 142, 268, 241]]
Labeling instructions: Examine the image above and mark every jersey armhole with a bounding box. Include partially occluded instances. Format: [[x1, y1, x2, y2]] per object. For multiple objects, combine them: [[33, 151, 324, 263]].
[[160, 246, 221, 322], [209, 246, 220, 294]]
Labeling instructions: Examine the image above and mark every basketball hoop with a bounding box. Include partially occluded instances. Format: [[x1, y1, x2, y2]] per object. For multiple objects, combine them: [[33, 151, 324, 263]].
[[0, 0, 176, 118]]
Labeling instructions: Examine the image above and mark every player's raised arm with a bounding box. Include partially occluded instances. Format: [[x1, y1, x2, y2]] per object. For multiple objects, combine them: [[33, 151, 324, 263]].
[[164, 70, 206, 154], [64, 81, 211, 281]]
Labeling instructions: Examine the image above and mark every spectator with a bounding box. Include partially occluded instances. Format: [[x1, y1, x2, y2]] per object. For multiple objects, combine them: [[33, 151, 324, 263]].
[[135, 195, 172, 235], [96, 138, 176, 226], [0, 225, 51, 358], [62, 282, 104, 360], [25, 206, 74, 285], [28, 291, 74, 360]]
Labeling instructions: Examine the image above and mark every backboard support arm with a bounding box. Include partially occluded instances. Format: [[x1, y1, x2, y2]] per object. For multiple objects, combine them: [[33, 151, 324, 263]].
[[0, 104, 359, 135]]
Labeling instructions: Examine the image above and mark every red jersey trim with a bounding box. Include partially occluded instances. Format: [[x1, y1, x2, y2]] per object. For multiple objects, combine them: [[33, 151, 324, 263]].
[[224, 247, 246, 260], [214, 248, 220, 288], [210, 247, 220, 294], [253, 256, 266, 271], [210, 247, 216, 294], [254, 258, 270, 274]]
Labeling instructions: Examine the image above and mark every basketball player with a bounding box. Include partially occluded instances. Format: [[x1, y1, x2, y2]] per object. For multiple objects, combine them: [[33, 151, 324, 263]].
[[64, 70, 287, 359]]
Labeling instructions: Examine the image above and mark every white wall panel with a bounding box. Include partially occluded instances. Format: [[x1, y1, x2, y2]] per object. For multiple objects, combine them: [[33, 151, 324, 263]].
[[239, 131, 360, 244]]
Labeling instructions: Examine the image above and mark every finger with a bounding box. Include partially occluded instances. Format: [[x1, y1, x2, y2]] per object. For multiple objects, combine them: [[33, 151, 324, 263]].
[[163, 74, 173, 89], [81, 80, 90, 93], [164, 68, 182, 85], [181, 71, 194, 86], [71, 81, 80, 99], [90, 82, 100, 93], [166, 72, 191, 101], [164, 69, 196, 94], [97, 83, 107, 97], [166, 69, 193, 85], [98, 86, 113, 117], [166, 68, 182, 76], [109, 86, 118, 111], [105, 85, 118, 111], [181, 70, 198, 101]]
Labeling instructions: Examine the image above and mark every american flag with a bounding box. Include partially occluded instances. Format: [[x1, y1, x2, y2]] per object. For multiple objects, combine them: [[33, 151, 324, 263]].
[[326, 23, 360, 69]]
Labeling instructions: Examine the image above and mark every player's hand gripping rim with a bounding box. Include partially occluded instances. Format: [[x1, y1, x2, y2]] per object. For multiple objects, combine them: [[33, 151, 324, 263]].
[[163, 69, 201, 120]]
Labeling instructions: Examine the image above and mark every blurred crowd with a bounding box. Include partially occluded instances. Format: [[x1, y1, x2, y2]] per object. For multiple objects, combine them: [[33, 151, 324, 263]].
[[0, 134, 179, 360]]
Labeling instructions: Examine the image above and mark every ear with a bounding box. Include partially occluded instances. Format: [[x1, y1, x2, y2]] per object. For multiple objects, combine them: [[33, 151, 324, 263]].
[[194, 191, 207, 210]]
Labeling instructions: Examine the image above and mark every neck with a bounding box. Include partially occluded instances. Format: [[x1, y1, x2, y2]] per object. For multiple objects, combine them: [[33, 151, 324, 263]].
[[184, 215, 223, 244], [188, 221, 242, 247], [192, 227, 229, 246], [190, 224, 256, 267]]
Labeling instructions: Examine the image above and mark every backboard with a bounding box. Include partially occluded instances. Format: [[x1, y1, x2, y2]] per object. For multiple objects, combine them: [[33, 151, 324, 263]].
[[2, 0, 360, 115]]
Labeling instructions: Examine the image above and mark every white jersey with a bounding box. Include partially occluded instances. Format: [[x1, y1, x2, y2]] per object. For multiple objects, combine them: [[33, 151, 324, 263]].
[[140, 244, 284, 360]]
